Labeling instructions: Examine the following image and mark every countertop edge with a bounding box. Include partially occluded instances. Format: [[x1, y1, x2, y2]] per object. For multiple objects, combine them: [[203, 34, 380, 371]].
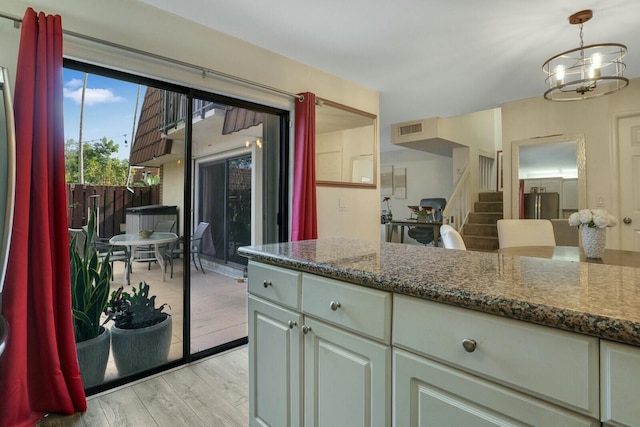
[[241, 248, 640, 347]]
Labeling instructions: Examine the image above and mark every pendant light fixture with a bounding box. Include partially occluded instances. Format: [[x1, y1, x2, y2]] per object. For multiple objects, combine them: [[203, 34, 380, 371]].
[[543, 10, 628, 101]]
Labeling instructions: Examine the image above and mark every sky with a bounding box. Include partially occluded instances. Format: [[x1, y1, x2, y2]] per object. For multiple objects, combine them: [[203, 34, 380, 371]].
[[63, 68, 147, 160]]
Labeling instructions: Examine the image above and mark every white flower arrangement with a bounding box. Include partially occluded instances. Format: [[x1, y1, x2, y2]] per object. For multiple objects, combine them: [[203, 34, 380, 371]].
[[568, 209, 618, 228]]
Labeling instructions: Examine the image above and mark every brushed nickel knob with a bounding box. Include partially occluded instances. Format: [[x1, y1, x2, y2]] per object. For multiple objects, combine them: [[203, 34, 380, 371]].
[[287, 320, 297, 329], [329, 301, 342, 311], [462, 338, 477, 353], [623, 217, 632, 225], [302, 325, 312, 334], [263, 280, 272, 288]]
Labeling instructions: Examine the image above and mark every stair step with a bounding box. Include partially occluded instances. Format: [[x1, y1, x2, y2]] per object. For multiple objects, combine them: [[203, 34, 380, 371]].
[[463, 235, 499, 252], [468, 212, 503, 225], [474, 201, 503, 213], [478, 191, 503, 202], [464, 224, 498, 237]]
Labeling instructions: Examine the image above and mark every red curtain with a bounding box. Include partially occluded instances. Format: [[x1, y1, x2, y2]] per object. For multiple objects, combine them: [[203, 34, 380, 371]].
[[0, 8, 86, 426], [291, 92, 318, 241]]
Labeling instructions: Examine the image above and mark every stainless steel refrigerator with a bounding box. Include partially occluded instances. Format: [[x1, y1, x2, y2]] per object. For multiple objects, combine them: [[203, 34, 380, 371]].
[[523, 192, 559, 219]]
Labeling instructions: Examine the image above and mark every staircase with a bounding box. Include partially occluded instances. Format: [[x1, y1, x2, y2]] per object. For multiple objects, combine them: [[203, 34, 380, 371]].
[[462, 191, 503, 252]]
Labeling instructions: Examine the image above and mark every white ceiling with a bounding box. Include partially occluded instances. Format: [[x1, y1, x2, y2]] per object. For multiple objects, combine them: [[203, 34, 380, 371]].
[[138, 0, 640, 152]]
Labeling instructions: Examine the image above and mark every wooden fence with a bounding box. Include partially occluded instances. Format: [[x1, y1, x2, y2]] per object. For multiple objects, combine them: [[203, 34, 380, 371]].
[[66, 184, 160, 239]]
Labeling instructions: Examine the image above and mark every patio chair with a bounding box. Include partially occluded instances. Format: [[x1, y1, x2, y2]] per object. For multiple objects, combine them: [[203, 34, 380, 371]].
[[78, 226, 131, 282], [162, 236, 183, 279], [136, 220, 176, 270], [191, 222, 210, 274]]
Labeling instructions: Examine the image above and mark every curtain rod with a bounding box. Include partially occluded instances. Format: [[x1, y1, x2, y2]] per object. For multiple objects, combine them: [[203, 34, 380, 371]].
[[0, 11, 303, 101]]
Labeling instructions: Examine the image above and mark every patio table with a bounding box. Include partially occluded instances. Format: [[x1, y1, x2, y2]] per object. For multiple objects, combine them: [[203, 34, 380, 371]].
[[109, 232, 178, 285]]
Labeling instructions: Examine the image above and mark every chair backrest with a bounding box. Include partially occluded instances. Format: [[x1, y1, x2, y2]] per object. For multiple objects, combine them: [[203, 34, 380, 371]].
[[192, 222, 210, 252], [550, 219, 579, 247], [68, 228, 87, 257], [419, 198, 446, 221], [154, 220, 175, 233], [497, 219, 556, 249], [440, 224, 466, 250]]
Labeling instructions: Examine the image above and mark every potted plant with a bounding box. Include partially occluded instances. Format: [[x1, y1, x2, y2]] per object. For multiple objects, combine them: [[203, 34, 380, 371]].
[[103, 281, 172, 376], [70, 211, 113, 388]]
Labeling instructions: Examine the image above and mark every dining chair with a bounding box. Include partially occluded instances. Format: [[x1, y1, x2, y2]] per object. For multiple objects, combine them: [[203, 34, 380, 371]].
[[550, 219, 579, 247], [497, 219, 556, 249], [191, 222, 210, 274], [440, 224, 466, 250]]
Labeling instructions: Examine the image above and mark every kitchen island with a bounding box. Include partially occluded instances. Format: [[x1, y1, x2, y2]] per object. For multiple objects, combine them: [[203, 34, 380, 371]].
[[240, 238, 640, 426]]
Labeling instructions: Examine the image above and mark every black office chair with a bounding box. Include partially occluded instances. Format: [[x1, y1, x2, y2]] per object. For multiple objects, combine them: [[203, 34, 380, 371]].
[[407, 198, 446, 245]]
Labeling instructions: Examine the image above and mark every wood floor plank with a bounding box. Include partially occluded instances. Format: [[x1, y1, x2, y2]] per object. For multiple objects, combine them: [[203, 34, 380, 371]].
[[192, 355, 248, 407], [162, 363, 247, 426], [98, 387, 158, 426], [79, 398, 111, 427], [132, 376, 207, 427]]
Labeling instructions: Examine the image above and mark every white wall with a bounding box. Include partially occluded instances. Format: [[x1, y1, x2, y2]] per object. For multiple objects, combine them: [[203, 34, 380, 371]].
[[501, 77, 640, 249], [0, 0, 380, 242], [379, 150, 453, 220]]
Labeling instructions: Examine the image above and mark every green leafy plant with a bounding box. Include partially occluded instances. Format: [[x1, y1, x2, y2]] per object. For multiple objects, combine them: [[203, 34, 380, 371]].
[[103, 281, 170, 330], [70, 211, 113, 343]]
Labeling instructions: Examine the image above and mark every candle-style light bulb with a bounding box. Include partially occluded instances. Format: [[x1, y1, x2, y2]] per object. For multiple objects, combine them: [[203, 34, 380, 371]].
[[590, 52, 602, 79], [555, 64, 565, 87]]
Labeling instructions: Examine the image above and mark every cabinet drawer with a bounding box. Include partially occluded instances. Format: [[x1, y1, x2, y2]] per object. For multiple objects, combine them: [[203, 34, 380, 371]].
[[601, 340, 640, 426], [302, 274, 392, 343], [248, 261, 301, 310], [394, 349, 599, 427], [393, 295, 599, 417]]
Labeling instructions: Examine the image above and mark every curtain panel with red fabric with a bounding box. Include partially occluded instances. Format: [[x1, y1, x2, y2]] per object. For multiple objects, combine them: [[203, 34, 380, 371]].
[[291, 92, 318, 241], [0, 8, 86, 426]]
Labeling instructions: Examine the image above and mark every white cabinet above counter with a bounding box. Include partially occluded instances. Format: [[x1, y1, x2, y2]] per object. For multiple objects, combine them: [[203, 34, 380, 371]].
[[240, 238, 640, 426]]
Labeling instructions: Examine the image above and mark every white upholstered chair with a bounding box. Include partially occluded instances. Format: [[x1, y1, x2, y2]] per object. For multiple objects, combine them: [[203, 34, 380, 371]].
[[497, 219, 556, 249], [440, 224, 466, 250]]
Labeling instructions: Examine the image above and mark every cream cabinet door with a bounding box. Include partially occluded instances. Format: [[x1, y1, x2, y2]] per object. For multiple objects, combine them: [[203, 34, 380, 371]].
[[601, 340, 640, 426], [394, 348, 599, 427], [303, 317, 391, 427], [249, 295, 303, 427]]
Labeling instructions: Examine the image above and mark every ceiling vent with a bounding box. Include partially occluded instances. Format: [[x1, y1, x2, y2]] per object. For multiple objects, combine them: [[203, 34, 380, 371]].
[[399, 122, 423, 136]]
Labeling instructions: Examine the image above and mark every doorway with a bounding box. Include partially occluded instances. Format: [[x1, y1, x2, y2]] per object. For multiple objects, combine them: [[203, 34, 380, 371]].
[[198, 154, 252, 269]]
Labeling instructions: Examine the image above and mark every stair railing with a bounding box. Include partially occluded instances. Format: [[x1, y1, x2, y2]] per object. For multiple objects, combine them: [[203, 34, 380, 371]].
[[442, 166, 471, 231]]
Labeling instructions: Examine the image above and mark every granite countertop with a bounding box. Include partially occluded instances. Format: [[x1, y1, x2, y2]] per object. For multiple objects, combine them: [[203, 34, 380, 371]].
[[239, 238, 640, 347]]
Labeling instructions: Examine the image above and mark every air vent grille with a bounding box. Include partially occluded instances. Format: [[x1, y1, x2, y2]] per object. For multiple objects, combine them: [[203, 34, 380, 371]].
[[399, 123, 422, 136]]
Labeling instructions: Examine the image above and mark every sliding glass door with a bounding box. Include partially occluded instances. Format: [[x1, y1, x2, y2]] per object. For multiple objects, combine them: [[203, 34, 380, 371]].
[[189, 94, 286, 356], [198, 154, 252, 268], [63, 60, 289, 393]]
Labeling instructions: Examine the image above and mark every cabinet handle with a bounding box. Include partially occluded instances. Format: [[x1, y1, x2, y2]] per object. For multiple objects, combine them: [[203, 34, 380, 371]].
[[462, 338, 477, 353], [287, 320, 297, 329], [302, 325, 312, 334], [263, 280, 272, 288], [329, 300, 342, 311]]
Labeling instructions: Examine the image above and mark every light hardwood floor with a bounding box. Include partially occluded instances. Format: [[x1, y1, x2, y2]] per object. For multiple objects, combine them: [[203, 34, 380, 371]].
[[37, 346, 248, 426]]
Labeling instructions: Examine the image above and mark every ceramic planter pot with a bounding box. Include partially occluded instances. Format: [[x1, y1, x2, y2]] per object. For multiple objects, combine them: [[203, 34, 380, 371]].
[[110, 315, 172, 376], [581, 226, 606, 258], [76, 326, 110, 388]]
